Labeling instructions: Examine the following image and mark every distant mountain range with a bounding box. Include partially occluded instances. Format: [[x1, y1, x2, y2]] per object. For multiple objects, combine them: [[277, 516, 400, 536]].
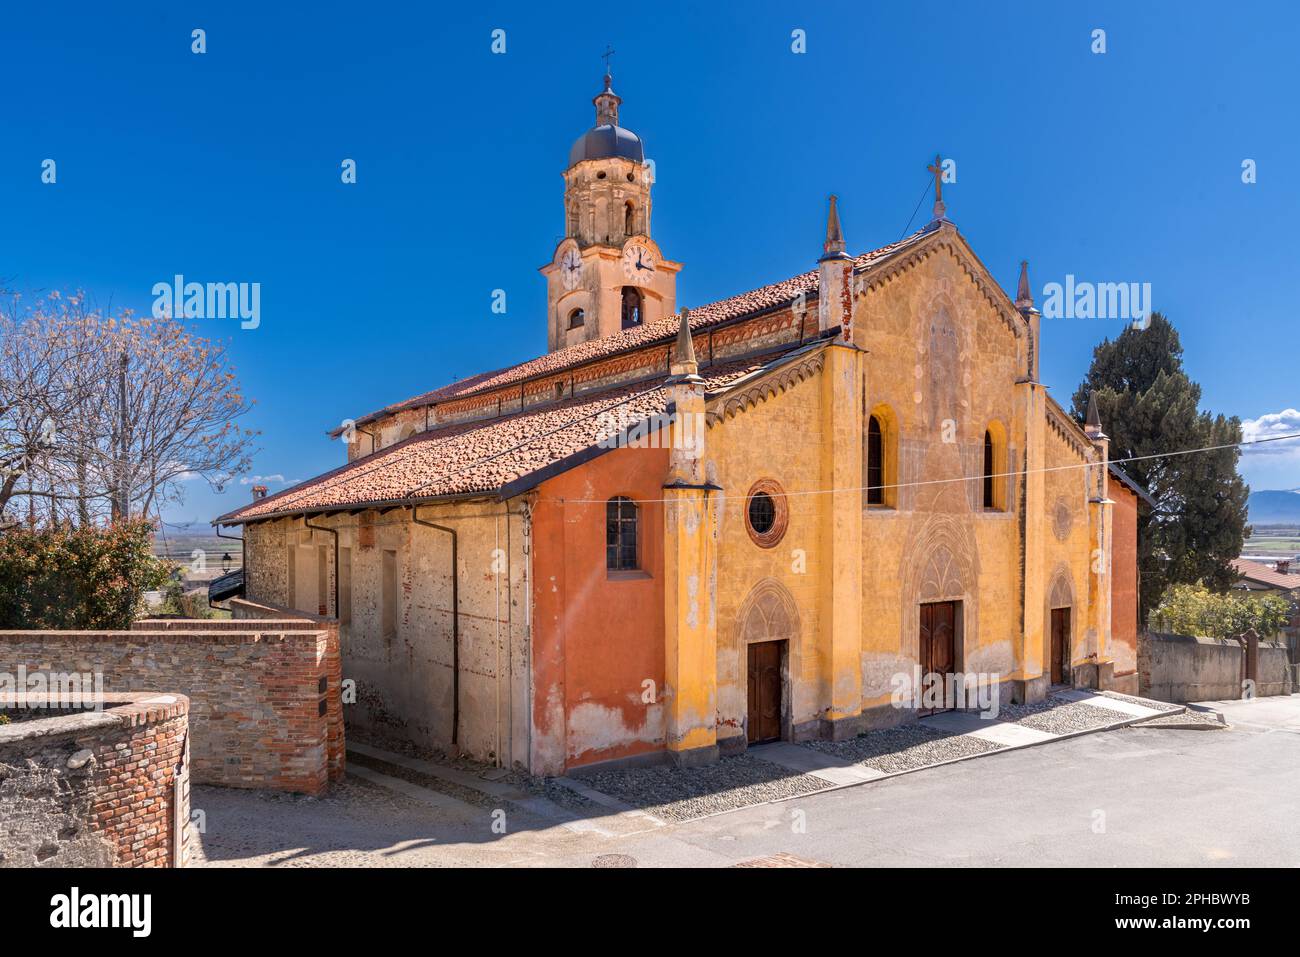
[[155, 521, 211, 538], [1248, 489, 1300, 525]]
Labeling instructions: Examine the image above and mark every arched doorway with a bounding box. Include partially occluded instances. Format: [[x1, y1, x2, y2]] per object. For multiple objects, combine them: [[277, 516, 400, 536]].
[[1048, 568, 1075, 687], [736, 579, 800, 744]]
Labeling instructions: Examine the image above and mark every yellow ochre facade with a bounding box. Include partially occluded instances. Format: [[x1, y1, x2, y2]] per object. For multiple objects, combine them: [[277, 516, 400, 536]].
[[225, 74, 1135, 775]]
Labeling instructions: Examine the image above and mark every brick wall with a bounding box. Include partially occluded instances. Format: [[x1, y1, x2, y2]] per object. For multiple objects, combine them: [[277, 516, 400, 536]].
[[0, 692, 190, 868], [135, 612, 345, 786], [225, 599, 345, 782], [1, 621, 342, 795]]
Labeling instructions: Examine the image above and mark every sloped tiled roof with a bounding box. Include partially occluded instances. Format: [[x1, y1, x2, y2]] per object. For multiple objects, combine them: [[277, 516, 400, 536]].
[[1231, 558, 1300, 591], [218, 358, 772, 524], [336, 231, 929, 433], [1108, 463, 1156, 507]]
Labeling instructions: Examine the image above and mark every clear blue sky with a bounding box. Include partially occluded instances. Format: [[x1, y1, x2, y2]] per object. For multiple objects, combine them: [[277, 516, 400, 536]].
[[3, 1, 1297, 525]]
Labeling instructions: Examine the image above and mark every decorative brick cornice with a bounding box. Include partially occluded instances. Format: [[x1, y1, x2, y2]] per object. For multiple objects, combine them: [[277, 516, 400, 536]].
[[1046, 399, 1094, 461], [706, 350, 826, 426]]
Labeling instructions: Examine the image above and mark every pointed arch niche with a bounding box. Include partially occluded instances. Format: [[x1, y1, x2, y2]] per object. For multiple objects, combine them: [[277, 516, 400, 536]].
[[1045, 562, 1077, 679], [897, 514, 980, 671], [735, 577, 801, 647]]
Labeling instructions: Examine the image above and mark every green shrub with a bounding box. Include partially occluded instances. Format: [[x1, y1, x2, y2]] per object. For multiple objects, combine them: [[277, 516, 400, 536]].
[[1149, 582, 1291, 640], [0, 520, 169, 629]]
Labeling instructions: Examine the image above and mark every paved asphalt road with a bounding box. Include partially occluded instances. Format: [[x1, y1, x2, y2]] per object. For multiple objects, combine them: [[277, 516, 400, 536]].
[[192, 695, 1300, 868], [570, 695, 1300, 868]]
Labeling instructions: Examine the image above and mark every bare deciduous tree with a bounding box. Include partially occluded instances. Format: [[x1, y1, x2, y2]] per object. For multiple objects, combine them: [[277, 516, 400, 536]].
[[0, 290, 258, 526]]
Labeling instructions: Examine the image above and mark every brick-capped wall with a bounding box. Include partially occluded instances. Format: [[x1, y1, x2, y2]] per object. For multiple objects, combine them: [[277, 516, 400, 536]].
[[1, 622, 341, 795], [224, 600, 345, 783], [0, 693, 190, 868], [133, 614, 344, 786]]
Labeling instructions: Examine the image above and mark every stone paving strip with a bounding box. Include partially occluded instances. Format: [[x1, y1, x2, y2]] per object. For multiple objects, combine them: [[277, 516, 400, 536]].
[[346, 691, 1196, 830], [564, 691, 1186, 824]]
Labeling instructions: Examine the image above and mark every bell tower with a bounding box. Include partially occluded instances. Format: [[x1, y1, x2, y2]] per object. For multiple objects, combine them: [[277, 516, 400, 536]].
[[542, 69, 680, 353]]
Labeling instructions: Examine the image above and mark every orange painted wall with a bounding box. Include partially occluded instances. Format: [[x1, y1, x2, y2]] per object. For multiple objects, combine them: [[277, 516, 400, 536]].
[[530, 444, 667, 774], [1111, 482, 1140, 676]]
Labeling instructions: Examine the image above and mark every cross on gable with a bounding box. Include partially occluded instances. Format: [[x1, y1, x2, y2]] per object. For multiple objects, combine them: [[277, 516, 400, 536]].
[[926, 153, 947, 221]]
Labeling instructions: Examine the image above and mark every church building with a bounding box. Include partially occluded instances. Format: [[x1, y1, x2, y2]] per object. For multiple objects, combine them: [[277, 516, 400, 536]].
[[218, 72, 1142, 775]]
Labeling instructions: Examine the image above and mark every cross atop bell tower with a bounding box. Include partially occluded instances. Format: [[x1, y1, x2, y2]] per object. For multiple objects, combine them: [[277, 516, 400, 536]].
[[594, 47, 620, 126]]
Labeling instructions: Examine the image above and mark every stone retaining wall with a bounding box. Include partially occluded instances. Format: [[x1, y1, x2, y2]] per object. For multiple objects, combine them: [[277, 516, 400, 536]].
[[1138, 631, 1292, 702], [0, 692, 190, 868]]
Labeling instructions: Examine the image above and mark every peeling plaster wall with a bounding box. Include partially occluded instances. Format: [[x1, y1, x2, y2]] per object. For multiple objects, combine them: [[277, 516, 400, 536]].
[[243, 504, 529, 769], [530, 445, 668, 775], [709, 362, 825, 749], [1110, 482, 1140, 686]]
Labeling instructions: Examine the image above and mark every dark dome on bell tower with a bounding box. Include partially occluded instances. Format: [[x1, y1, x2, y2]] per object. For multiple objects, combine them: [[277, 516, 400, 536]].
[[568, 73, 645, 167]]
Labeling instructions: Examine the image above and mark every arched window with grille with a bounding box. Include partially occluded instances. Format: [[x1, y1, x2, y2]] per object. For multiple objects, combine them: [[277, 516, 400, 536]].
[[983, 430, 995, 508], [865, 405, 898, 509], [867, 415, 885, 505], [982, 421, 1007, 511], [606, 496, 638, 570], [624, 201, 636, 237]]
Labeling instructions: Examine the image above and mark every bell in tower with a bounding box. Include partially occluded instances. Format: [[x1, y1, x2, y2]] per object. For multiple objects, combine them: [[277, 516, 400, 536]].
[[541, 66, 680, 353]]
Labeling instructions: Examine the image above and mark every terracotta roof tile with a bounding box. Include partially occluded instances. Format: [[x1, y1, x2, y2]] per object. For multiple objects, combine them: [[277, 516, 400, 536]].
[[219, 359, 765, 524], [1231, 558, 1300, 591], [343, 232, 927, 430]]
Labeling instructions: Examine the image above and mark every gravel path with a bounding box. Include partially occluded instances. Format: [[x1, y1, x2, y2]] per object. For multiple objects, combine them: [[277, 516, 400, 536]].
[[1098, 690, 1182, 713], [577, 755, 830, 822], [1009, 700, 1135, 734], [806, 724, 1004, 771], [1138, 708, 1226, 728]]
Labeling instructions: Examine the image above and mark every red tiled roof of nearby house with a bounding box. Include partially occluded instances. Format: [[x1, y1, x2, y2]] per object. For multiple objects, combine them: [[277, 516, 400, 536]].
[[1231, 558, 1300, 591], [218, 357, 775, 524], [332, 231, 929, 434]]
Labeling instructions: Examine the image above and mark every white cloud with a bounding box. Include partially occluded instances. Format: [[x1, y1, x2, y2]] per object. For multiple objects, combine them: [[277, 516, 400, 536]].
[[1240, 409, 1300, 491], [239, 473, 287, 485], [1241, 409, 1300, 457]]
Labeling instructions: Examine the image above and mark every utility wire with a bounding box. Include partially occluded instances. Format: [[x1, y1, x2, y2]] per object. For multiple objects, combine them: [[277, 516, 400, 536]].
[[899, 174, 933, 240], [544, 431, 1300, 506]]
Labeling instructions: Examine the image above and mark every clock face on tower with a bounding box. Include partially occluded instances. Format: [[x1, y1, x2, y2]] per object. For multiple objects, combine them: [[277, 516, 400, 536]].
[[621, 242, 656, 286], [560, 248, 582, 291]]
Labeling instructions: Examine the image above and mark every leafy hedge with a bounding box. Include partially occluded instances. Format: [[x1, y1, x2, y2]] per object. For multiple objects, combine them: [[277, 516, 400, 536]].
[[1149, 582, 1292, 640], [0, 520, 169, 629]]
